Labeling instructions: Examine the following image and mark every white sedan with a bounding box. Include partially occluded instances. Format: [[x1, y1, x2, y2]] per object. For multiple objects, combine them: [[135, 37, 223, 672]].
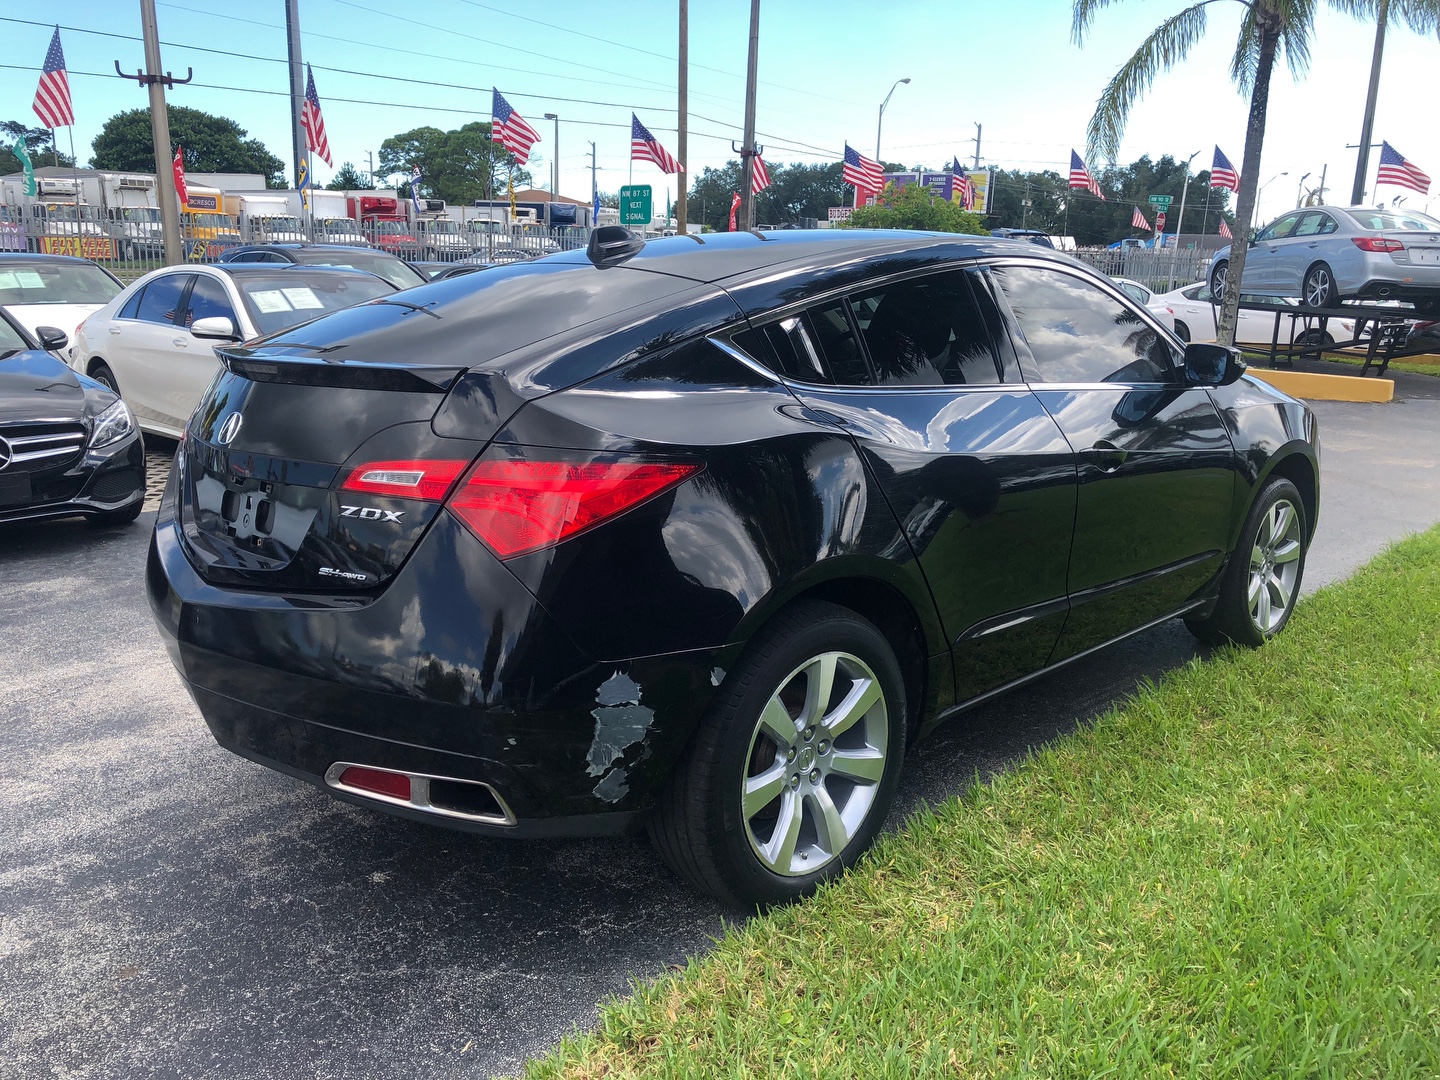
[[1157, 282, 1361, 347], [0, 254, 124, 348], [1112, 278, 1177, 333], [70, 263, 397, 439]]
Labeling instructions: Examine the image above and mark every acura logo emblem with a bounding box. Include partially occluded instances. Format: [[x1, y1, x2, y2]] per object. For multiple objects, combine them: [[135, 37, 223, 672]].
[[0, 435, 11, 472], [216, 414, 243, 446]]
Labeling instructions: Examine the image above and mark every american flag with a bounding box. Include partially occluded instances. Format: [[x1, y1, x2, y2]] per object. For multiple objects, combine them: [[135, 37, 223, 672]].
[[32, 27, 74, 129], [631, 114, 681, 174], [492, 90, 541, 166], [843, 143, 884, 195], [1209, 146, 1240, 192], [951, 157, 973, 210], [1069, 150, 1104, 200], [1219, 219, 1233, 239], [751, 153, 770, 194], [1377, 141, 1431, 195], [729, 191, 740, 232], [301, 64, 332, 167], [1131, 205, 1151, 231]]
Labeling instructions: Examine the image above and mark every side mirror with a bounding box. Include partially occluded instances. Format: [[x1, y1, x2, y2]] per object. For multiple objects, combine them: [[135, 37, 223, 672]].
[[35, 325, 68, 351], [191, 316, 239, 341], [1183, 342, 1246, 387]]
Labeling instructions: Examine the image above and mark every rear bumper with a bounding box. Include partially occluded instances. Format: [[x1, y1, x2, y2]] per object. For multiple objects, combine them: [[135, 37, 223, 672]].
[[147, 504, 724, 833]]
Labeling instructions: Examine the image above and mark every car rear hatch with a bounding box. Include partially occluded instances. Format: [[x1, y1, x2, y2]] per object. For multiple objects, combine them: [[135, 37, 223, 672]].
[[176, 343, 490, 592]]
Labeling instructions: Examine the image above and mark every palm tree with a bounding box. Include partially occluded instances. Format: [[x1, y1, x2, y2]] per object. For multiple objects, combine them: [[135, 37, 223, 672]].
[[1073, 0, 1439, 346]]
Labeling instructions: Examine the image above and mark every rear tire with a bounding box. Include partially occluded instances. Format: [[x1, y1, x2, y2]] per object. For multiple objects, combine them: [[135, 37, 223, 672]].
[[649, 601, 907, 908], [89, 362, 120, 396], [1174, 320, 1191, 342], [1186, 477, 1307, 648], [1302, 263, 1338, 308]]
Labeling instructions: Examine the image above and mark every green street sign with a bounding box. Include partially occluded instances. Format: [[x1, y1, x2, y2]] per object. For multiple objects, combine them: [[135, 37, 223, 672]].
[[1148, 194, 1174, 209], [620, 184, 653, 226]]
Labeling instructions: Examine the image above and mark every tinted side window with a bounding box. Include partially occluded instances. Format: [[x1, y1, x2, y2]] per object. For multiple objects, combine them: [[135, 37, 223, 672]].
[[184, 275, 237, 328], [807, 300, 871, 385], [1292, 211, 1329, 238], [734, 317, 827, 382], [992, 265, 1175, 384], [134, 274, 191, 326], [848, 271, 1000, 386], [118, 286, 145, 320]]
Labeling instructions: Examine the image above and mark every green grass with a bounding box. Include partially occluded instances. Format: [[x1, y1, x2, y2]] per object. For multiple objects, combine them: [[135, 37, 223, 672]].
[[1240, 349, 1440, 378], [523, 529, 1440, 1079]]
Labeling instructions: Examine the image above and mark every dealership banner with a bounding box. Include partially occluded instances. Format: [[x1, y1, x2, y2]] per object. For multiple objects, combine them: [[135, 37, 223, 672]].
[[884, 168, 992, 214]]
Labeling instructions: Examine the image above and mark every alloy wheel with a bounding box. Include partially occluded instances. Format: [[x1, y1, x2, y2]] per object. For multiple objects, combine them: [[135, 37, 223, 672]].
[[741, 651, 889, 877], [1248, 498, 1303, 634], [1305, 267, 1333, 308], [1213, 264, 1228, 302]]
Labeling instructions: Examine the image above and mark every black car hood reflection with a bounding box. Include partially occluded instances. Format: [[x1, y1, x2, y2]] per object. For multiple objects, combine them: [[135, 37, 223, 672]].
[[0, 349, 87, 424]]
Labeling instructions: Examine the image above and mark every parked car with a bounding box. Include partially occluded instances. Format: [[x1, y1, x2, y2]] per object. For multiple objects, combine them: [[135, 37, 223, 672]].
[[1209, 205, 1440, 312], [0, 253, 124, 345], [413, 261, 494, 281], [1404, 320, 1440, 353], [992, 228, 1055, 248], [0, 307, 144, 527], [312, 218, 370, 246], [1112, 277, 1177, 332], [218, 243, 427, 291], [71, 264, 398, 439], [147, 230, 1320, 906], [1159, 282, 1368, 346], [415, 219, 470, 261]]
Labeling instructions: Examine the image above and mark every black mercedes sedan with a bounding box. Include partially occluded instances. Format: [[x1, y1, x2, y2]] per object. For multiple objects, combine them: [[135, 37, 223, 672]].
[[147, 230, 1320, 905], [0, 309, 144, 527]]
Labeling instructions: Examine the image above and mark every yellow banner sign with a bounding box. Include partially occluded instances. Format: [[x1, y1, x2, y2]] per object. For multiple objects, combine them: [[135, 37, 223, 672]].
[[39, 236, 115, 259]]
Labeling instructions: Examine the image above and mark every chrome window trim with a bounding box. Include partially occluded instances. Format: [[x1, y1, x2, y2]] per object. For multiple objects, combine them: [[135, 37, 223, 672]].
[[323, 761, 518, 827]]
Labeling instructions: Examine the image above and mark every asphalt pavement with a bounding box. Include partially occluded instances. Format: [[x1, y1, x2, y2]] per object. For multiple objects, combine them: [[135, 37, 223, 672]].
[[3, 395, 1438, 1080]]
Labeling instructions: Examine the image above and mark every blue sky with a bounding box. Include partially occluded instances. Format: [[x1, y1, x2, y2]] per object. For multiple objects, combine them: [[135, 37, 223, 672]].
[[3, 0, 1437, 220]]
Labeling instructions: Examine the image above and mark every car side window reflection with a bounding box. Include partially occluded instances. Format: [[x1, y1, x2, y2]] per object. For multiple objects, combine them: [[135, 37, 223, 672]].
[[807, 300, 872, 385], [134, 274, 191, 326], [184, 275, 237, 329], [847, 271, 1002, 386], [991, 264, 1175, 385]]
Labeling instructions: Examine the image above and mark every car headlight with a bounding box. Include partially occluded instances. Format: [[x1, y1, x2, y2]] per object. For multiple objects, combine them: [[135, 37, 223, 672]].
[[90, 398, 135, 449]]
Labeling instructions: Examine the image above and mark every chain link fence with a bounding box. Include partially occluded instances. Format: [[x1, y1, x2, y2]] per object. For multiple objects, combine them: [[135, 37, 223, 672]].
[[1069, 246, 1213, 293], [1, 204, 592, 283]]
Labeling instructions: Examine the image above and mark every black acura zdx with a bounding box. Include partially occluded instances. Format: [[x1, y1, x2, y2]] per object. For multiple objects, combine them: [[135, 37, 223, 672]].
[[0, 309, 144, 526], [148, 229, 1319, 905]]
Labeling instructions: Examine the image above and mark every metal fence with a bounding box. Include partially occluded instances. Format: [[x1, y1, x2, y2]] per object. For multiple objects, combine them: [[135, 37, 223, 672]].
[[1070, 246, 1213, 293], [0, 204, 592, 283]]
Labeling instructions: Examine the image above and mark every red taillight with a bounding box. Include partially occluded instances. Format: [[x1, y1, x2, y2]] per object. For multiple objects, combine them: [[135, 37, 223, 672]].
[[1352, 237, 1405, 253], [447, 458, 702, 560], [338, 766, 411, 801], [340, 459, 469, 501]]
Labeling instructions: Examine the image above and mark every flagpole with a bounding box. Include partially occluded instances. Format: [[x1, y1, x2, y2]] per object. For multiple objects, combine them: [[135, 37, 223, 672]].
[[67, 126, 79, 206]]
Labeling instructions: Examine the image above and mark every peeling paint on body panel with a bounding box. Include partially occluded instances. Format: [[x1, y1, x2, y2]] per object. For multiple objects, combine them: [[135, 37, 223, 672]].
[[586, 670, 656, 803]]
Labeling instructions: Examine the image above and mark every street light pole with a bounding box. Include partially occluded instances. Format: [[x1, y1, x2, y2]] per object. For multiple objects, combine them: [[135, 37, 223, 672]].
[[1295, 171, 1311, 209], [875, 77, 910, 164], [1256, 171, 1288, 222], [1171, 150, 1201, 290], [543, 113, 558, 196]]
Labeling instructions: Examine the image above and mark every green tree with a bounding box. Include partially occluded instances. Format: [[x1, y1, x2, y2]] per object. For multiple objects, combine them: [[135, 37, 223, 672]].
[[91, 107, 286, 186], [686, 160, 856, 232], [325, 162, 373, 191], [1, 121, 73, 172], [842, 181, 987, 234], [378, 123, 530, 205], [1074, 0, 1440, 344]]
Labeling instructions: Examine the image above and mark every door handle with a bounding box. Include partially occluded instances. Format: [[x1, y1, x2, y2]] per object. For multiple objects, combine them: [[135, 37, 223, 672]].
[[172, 337, 188, 348], [1083, 440, 1128, 472], [108, 326, 121, 335], [1308, 242, 1318, 248]]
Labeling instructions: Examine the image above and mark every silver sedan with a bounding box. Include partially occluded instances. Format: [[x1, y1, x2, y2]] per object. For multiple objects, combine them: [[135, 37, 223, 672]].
[[1209, 205, 1440, 313]]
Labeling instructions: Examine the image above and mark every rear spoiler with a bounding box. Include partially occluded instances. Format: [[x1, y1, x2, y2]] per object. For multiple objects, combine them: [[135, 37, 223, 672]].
[[217, 348, 464, 393]]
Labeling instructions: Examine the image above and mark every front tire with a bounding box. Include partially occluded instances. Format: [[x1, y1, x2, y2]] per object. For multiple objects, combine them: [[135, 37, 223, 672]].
[[89, 361, 120, 396], [649, 601, 907, 908], [1210, 260, 1229, 304], [1187, 477, 1308, 648]]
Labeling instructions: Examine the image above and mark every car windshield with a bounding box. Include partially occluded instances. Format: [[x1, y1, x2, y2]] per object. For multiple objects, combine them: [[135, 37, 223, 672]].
[[321, 220, 360, 234], [187, 213, 237, 230], [235, 272, 397, 336], [0, 316, 29, 355], [121, 208, 160, 223], [1346, 209, 1440, 232], [0, 261, 123, 306], [294, 250, 425, 290]]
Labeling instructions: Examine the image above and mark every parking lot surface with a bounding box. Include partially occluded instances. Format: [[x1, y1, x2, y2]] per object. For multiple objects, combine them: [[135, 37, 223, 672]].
[[3, 397, 1438, 1080]]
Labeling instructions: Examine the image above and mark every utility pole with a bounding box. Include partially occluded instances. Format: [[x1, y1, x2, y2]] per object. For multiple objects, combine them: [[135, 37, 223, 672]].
[[284, 0, 306, 188], [589, 141, 598, 222], [126, 0, 189, 266], [366, 150, 375, 188], [1351, 0, 1388, 206], [971, 123, 982, 170], [544, 113, 559, 195], [736, 0, 760, 232], [1317, 163, 1327, 206], [676, 0, 688, 233]]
